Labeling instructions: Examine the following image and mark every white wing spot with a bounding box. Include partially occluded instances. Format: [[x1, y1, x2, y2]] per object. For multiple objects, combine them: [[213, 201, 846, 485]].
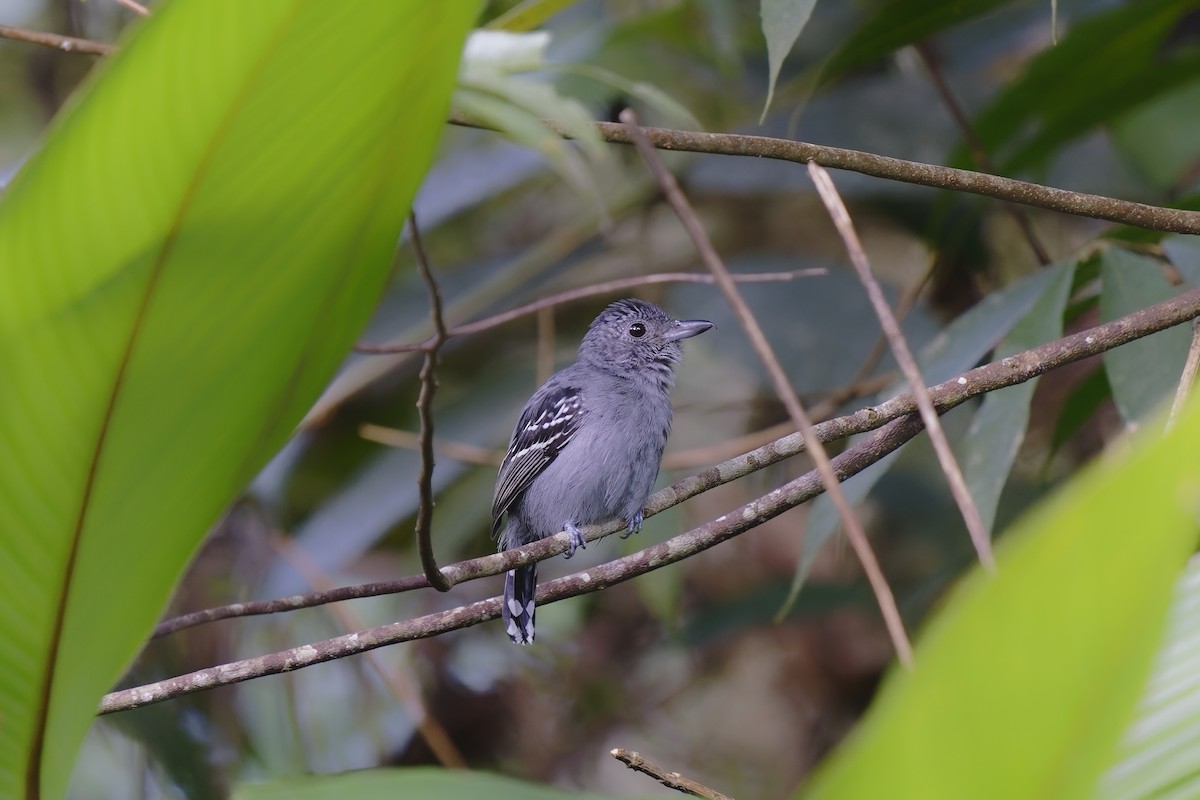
[[507, 598, 524, 617], [525, 600, 536, 618]]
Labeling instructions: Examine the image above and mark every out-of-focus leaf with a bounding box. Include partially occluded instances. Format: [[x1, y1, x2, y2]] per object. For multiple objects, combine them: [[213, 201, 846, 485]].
[[1100, 247, 1191, 427], [1046, 367, 1111, 467], [1097, 558, 1200, 800], [0, 4, 476, 798], [235, 767, 624, 800], [1110, 79, 1200, 192], [1164, 234, 1200, 287], [785, 265, 1069, 610], [456, 29, 605, 195], [760, 0, 819, 119], [822, 0, 1007, 81], [964, 0, 1200, 173], [486, 0, 579, 32], [554, 63, 703, 130], [801, 397, 1200, 799], [960, 262, 1073, 535]]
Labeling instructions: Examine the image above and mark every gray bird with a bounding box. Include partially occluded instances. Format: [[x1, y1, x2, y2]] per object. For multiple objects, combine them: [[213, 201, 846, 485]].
[[492, 298, 713, 644]]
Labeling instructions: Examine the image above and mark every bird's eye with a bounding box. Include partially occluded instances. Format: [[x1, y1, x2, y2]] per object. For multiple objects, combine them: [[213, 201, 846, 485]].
[[628, 322, 647, 338]]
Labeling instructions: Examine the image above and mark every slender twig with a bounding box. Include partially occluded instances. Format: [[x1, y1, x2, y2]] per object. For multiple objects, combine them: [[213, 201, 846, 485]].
[[450, 112, 1200, 236], [611, 749, 734, 800], [272, 535, 465, 768], [809, 161, 994, 570], [150, 286, 1200, 639], [846, 260, 935, 392], [354, 269, 824, 354], [0, 24, 114, 55], [113, 0, 150, 15], [411, 214, 451, 592], [913, 43, 1051, 266], [358, 423, 501, 465], [535, 305, 556, 384], [622, 108, 915, 666], [1167, 317, 1200, 430]]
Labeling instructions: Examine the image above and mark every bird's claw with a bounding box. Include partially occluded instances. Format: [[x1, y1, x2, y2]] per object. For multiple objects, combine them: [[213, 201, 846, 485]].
[[563, 522, 586, 559], [621, 512, 644, 539]]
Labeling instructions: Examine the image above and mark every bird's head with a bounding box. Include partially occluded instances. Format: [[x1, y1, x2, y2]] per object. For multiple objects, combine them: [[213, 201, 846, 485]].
[[577, 298, 713, 373]]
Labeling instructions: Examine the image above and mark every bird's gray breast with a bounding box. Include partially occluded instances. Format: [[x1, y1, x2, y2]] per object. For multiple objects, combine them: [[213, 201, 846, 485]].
[[515, 377, 672, 535]]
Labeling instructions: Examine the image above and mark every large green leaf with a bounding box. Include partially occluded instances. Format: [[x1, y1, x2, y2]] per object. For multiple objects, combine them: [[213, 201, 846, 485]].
[[800, 399, 1200, 798], [760, 0, 819, 118], [235, 767, 626, 800], [0, 4, 477, 799]]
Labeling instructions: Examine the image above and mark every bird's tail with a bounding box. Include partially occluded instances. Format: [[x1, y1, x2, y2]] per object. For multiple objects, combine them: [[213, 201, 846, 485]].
[[503, 564, 538, 644]]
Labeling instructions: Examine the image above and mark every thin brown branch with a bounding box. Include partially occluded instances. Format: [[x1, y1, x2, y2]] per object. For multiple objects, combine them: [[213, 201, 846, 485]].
[[611, 748, 734, 800], [113, 0, 150, 15], [913, 42, 1051, 266], [1167, 317, 1200, 430], [272, 535, 466, 769], [353, 269, 825, 354], [0, 24, 114, 55], [809, 161, 994, 570], [449, 112, 1200, 236], [149, 286, 1200, 640], [411, 214, 451, 592], [621, 108, 914, 667], [358, 423, 501, 466]]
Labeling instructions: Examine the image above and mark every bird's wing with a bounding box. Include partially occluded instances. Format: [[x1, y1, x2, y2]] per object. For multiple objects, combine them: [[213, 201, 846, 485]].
[[492, 383, 586, 538]]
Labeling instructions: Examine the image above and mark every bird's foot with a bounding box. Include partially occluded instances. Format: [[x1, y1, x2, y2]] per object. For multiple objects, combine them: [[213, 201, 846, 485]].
[[563, 522, 586, 558], [621, 512, 644, 539]]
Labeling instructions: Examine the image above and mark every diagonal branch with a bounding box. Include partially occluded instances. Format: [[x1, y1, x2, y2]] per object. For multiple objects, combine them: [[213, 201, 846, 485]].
[[809, 161, 993, 569], [621, 108, 913, 666], [449, 113, 1200, 236], [354, 269, 824, 354]]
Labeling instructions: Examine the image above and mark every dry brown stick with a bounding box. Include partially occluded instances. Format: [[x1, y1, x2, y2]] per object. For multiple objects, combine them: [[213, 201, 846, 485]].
[[149, 285, 1200, 639], [459, 114, 1200, 235], [410, 214, 452, 592], [0, 24, 115, 55], [809, 161, 993, 570], [621, 108, 914, 666], [272, 535, 465, 768], [354, 269, 825, 354], [1167, 317, 1200, 430], [611, 748, 734, 800], [913, 42, 1051, 266]]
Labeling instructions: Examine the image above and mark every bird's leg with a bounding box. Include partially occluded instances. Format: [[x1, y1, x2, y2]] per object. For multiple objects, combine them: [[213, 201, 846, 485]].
[[622, 511, 644, 539], [563, 521, 586, 559]]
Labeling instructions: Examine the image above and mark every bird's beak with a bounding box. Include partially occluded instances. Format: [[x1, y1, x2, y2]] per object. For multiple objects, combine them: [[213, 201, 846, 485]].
[[665, 319, 714, 342]]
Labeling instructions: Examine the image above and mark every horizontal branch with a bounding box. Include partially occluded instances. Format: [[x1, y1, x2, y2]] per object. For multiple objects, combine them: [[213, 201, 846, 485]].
[[108, 286, 1200, 713], [0, 24, 114, 55], [451, 113, 1200, 236], [355, 268, 824, 354]]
